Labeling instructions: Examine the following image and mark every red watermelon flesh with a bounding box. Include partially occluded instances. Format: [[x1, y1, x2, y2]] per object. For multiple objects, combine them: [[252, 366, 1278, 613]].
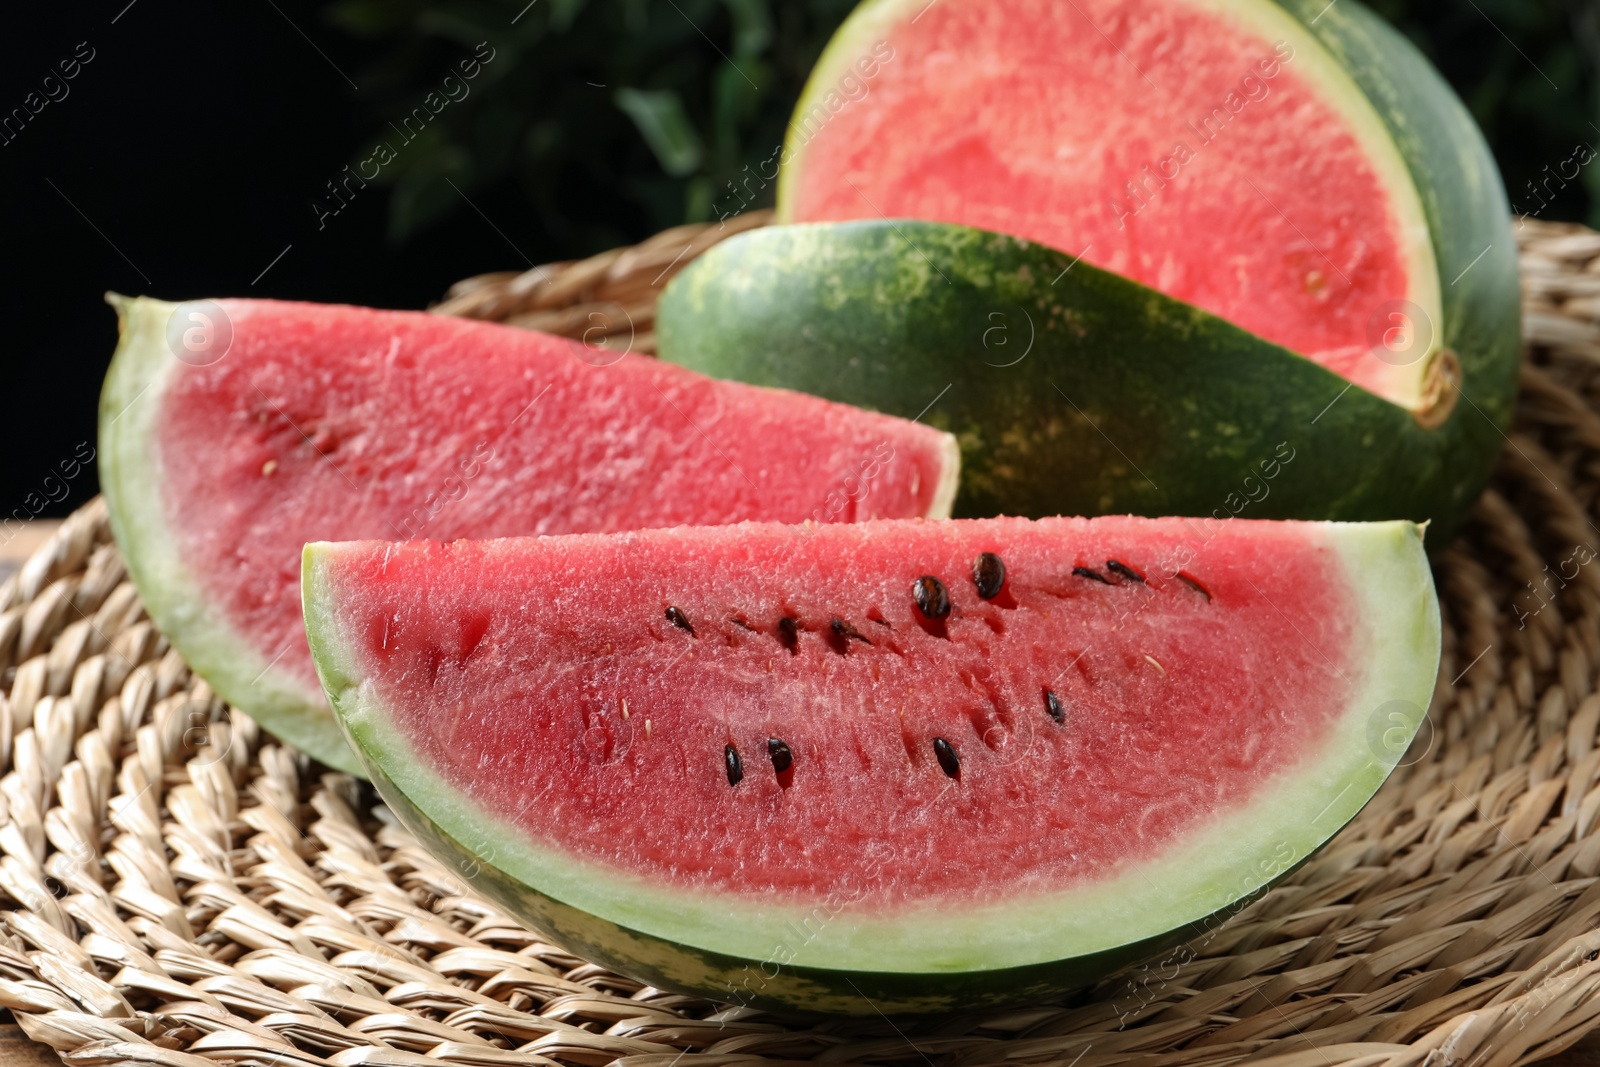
[[100, 296, 958, 774], [307, 517, 1413, 907], [781, 0, 1435, 404]]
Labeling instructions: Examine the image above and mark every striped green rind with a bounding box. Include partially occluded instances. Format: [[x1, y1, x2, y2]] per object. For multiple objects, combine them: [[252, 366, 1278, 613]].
[[304, 521, 1439, 1014], [659, 220, 1500, 541], [99, 295, 363, 776], [684, 0, 1518, 543]]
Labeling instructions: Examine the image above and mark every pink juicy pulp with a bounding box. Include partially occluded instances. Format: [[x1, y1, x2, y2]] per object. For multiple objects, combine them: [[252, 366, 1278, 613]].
[[329, 517, 1358, 906], [156, 299, 951, 693], [788, 0, 1409, 389]]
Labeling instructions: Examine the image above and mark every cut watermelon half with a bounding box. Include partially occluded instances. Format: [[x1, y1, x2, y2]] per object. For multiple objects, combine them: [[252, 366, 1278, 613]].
[[304, 516, 1438, 1012], [779, 0, 1453, 412], [99, 296, 959, 774]]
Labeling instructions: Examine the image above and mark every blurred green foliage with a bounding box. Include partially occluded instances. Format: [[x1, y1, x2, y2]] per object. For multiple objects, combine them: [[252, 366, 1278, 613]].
[[1369, 0, 1599, 226], [326, 0, 1600, 257]]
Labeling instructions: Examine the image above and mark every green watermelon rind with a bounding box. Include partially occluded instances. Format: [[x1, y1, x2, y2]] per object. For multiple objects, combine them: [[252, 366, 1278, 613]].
[[303, 519, 1439, 1014], [658, 220, 1493, 539], [709, 0, 1519, 540], [99, 294, 363, 776]]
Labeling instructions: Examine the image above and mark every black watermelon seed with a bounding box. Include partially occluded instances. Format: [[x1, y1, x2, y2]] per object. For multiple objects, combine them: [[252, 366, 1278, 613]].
[[972, 553, 1006, 600], [1073, 566, 1110, 584], [932, 737, 960, 778], [725, 744, 743, 786], [730, 616, 756, 631], [1106, 560, 1145, 583], [1176, 572, 1212, 601], [831, 617, 872, 645], [913, 576, 952, 619], [777, 617, 799, 651], [1045, 689, 1066, 724], [665, 606, 695, 635], [767, 738, 793, 774]]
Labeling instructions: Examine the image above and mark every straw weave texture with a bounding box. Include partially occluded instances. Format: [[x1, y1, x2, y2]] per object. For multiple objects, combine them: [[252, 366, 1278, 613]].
[[4, 216, 1600, 1067]]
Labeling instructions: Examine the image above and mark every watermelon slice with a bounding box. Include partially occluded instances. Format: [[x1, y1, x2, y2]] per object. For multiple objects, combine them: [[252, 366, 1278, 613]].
[[99, 296, 959, 774], [782, 0, 1449, 408], [303, 516, 1439, 1012], [668, 0, 1518, 539]]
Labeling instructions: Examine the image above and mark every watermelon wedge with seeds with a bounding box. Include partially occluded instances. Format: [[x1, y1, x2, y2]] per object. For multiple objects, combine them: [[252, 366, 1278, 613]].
[[99, 296, 959, 774], [303, 516, 1439, 1012]]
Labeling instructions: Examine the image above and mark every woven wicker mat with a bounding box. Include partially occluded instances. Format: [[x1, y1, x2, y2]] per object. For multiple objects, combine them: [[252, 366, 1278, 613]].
[[6, 217, 1600, 1067]]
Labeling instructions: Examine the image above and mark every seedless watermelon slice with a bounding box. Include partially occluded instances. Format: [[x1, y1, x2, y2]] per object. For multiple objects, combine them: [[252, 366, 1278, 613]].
[[304, 516, 1438, 1012], [99, 296, 959, 774], [779, 0, 1443, 411]]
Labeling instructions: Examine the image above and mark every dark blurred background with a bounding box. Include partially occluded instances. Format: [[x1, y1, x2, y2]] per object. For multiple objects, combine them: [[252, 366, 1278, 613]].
[[2, 0, 1597, 518]]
